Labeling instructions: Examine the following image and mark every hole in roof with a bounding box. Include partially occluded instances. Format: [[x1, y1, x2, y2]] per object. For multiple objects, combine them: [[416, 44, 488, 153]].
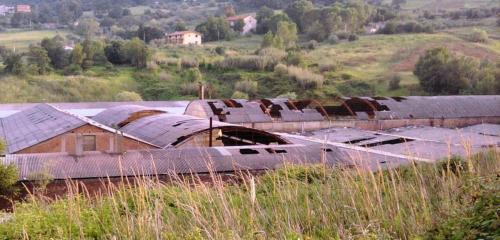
[[380, 161, 387, 164], [240, 149, 259, 155], [391, 97, 407, 102], [265, 148, 287, 154], [323, 148, 333, 152]]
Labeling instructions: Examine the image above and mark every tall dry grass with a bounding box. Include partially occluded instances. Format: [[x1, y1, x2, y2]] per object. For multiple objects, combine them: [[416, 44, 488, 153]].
[[0, 151, 498, 239]]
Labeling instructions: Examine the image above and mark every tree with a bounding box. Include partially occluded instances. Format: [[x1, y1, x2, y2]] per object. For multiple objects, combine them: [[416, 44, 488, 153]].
[[233, 19, 245, 33], [108, 7, 124, 19], [125, 38, 149, 68], [27, 45, 51, 75], [76, 18, 100, 38], [195, 17, 233, 42], [261, 31, 283, 49], [256, 6, 275, 34], [224, 5, 236, 17], [137, 25, 164, 43], [104, 40, 128, 64], [41, 37, 69, 69], [276, 21, 298, 49], [70, 43, 85, 66], [3, 52, 25, 75], [174, 22, 187, 31], [284, 0, 314, 33], [414, 48, 470, 95]]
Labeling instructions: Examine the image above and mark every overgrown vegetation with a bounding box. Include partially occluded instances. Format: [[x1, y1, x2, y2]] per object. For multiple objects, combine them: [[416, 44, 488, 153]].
[[0, 151, 498, 239]]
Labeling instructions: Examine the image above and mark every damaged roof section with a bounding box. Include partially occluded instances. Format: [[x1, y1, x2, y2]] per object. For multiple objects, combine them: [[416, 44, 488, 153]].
[[92, 105, 166, 128], [119, 114, 289, 148], [306, 124, 499, 160], [184, 96, 500, 123]]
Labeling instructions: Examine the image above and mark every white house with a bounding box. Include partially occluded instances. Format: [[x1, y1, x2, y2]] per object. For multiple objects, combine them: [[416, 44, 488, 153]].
[[227, 15, 257, 35], [166, 31, 202, 45], [0, 5, 14, 16]]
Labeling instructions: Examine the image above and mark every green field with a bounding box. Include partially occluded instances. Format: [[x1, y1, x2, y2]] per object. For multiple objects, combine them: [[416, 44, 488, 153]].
[[0, 30, 71, 51]]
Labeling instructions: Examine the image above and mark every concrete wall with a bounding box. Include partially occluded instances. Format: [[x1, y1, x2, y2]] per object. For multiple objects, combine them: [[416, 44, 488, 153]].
[[233, 116, 500, 133], [17, 124, 154, 154]]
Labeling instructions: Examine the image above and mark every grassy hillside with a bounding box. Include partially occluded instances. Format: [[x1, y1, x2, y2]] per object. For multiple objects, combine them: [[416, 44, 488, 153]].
[[0, 30, 71, 51], [383, 0, 499, 10], [0, 151, 498, 239]]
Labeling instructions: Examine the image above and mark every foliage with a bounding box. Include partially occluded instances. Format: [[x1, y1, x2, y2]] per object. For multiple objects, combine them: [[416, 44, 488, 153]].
[[389, 74, 402, 90], [115, 91, 143, 101], [104, 40, 128, 65], [137, 25, 164, 43], [467, 28, 488, 43], [195, 16, 234, 42], [285, 65, 324, 89], [75, 18, 100, 38], [28, 45, 50, 75], [231, 90, 249, 99], [235, 79, 258, 95], [284, 0, 314, 33], [124, 37, 149, 68], [378, 21, 434, 34], [276, 21, 298, 49], [0, 164, 17, 196], [41, 36, 70, 69], [414, 47, 497, 95], [0, 151, 498, 239], [70, 43, 85, 66], [2, 52, 26, 75]]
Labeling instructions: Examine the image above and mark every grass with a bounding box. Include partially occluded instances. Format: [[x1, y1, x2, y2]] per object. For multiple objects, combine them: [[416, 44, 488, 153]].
[[392, 0, 499, 10], [0, 30, 70, 51], [0, 150, 498, 239], [0, 66, 139, 103]]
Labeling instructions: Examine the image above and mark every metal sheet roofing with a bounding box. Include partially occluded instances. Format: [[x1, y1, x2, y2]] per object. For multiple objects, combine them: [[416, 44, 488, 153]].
[[92, 105, 166, 128], [0, 104, 156, 153], [373, 95, 500, 119], [120, 114, 243, 148], [1, 143, 410, 180]]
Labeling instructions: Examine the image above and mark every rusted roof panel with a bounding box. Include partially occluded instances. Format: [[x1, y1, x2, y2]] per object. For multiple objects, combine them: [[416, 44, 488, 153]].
[[92, 105, 166, 128]]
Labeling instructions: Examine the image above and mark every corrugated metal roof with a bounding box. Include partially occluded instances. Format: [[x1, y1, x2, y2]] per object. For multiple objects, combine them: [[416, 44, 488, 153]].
[[92, 105, 166, 128], [373, 96, 500, 119], [1, 143, 410, 180], [120, 114, 253, 148], [1, 104, 157, 153]]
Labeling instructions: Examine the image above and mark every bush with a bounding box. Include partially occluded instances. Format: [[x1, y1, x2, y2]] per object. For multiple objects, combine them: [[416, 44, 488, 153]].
[[115, 91, 143, 101], [467, 28, 489, 43], [63, 64, 82, 75], [287, 66, 324, 89], [231, 90, 249, 99], [306, 40, 319, 50], [258, 48, 286, 62], [235, 79, 258, 94], [274, 63, 288, 77], [327, 34, 339, 45], [214, 46, 225, 55], [389, 74, 402, 90], [276, 92, 297, 99], [336, 32, 350, 40], [336, 80, 375, 96], [0, 164, 18, 195], [181, 58, 199, 69], [180, 82, 199, 95], [285, 52, 304, 66], [214, 55, 277, 71], [348, 34, 358, 42]]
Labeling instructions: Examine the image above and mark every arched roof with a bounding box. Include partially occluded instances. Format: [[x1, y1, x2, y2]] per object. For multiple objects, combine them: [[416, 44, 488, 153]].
[[120, 114, 289, 148], [92, 105, 166, 128]]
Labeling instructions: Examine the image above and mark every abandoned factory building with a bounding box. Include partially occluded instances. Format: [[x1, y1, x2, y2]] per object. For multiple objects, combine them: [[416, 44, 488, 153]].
[[185, 96, 500, 131]]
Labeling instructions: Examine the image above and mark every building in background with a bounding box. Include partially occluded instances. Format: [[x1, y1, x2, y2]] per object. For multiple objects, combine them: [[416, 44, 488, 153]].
[[227, 15, 257, 35], [15, 4, 31, 13], [0, 5, 14, 16], [166, 31, 202, 45]]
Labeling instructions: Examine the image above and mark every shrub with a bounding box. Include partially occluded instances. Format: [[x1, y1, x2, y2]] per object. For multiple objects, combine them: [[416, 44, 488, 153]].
[[274, 63, 288, 77], [231, 90, 249, 99], [214, 55, 277, 71], [306, 40, 319, 50], [276, 92, 297, 99], [258, 47, 286, 62], [389, 74, 402, 90], [159, 71, 172, 82], [348, 34, 358, 42], [467, 28, 488, 43], [115, 91, 143, 101], [327, 34, 339, 45], [0, 164, 18, 195], [180, 82, 199, 95], [215, 46, 225, 55], [336, 31, 350, 40], [235, 79, 258, 94], [319, 63, 341, 73], [287, 66, 324, 89], [181, 58, 199, 69], [336, 80, 375, 96], [63, 64, 82, 75], [285, 52, 304, 66]]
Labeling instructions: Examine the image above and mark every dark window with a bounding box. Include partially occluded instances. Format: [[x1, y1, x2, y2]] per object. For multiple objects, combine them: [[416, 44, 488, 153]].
[[83, 135, 96, 151], [240, 149, 259, 155]]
